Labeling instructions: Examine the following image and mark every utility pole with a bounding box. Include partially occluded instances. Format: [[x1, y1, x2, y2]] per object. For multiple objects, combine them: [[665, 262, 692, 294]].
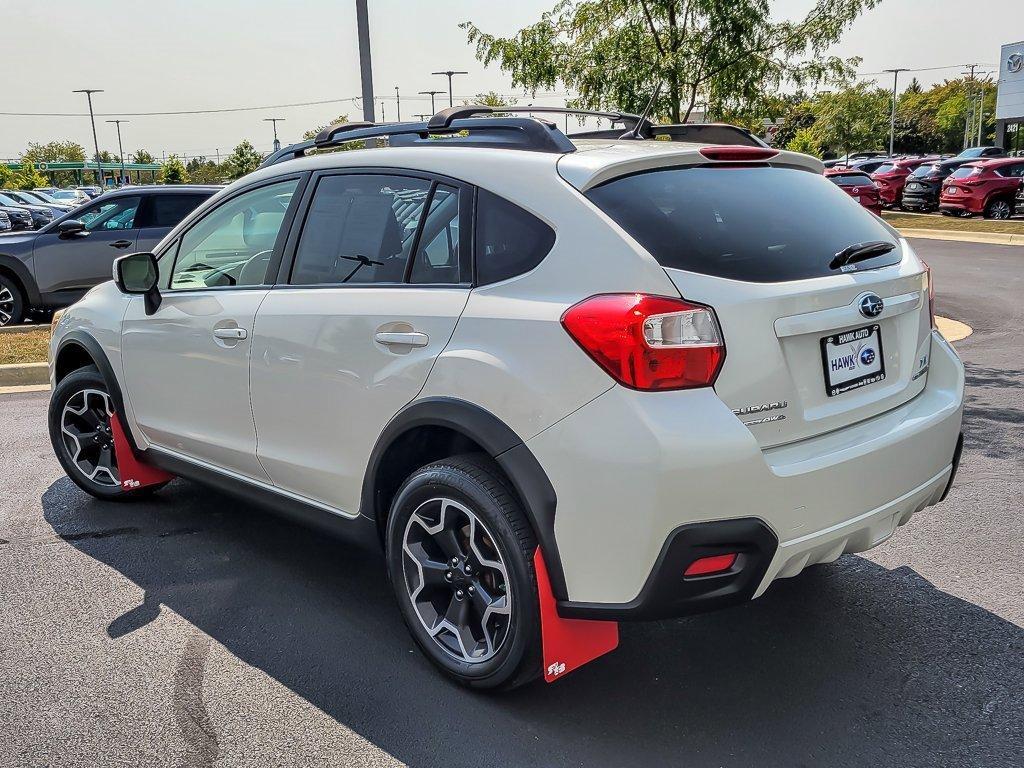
[[419, 90, 444, 114], [263, 118, 285, 152], [105, 119, 129, 185], [215, 148, 220, 164], [72, 89, 104, 185], [882, 69, 908, 156], [962, 64, 980, 149], [394, 86, 401, 122], [431, 70, 468, 107], [356, 0, 375, 124]]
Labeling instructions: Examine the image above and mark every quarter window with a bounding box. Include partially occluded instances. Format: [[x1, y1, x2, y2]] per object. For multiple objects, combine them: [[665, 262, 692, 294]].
[[474, 189, 554, 285], [290, 174, 432, 285], [168, 179, 298, 290], [147, 194, 211, 228]]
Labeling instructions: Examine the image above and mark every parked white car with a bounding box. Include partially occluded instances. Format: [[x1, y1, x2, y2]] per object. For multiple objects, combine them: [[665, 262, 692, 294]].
[[48, 108, 965, 690]]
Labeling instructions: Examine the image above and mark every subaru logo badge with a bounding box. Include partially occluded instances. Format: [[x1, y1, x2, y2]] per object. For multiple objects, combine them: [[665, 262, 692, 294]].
[[859, 293, 884, 318]]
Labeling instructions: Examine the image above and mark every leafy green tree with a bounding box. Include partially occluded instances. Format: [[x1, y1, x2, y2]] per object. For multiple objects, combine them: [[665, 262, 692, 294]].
[[159, 155, 190, 184], [132, 149, 155, 164], [21, 141, 87, 186], [462, 91, 518, 117], [786, 127, 820, 155], [222, 140, 263, 179], [186, 156, 224, 184], [0, 165, 12, 187], [9, 162, 48, 190], [808, 82, 889, 159], [462, 0, 879, 123]]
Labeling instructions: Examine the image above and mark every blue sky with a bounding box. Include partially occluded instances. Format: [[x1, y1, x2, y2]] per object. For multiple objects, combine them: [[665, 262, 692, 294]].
[[3, 0, 1020, 159]]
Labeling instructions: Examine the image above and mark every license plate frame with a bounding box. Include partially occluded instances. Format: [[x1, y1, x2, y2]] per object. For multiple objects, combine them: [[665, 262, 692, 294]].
[[820, 324, 885, 397]]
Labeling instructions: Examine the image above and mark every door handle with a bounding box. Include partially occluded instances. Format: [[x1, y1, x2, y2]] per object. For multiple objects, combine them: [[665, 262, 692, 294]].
[[109, 239, 133, 249], [213, 327, 247, 341], [374, 331, 429, 347]]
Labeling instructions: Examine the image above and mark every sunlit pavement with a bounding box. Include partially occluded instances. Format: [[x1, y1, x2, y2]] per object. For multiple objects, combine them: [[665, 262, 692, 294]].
[[0, 238, 1021, 768]]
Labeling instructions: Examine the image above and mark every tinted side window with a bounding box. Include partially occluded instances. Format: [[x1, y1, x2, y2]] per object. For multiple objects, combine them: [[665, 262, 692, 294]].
[[78, 196, 141, 231], [410, 184, 463, 284], [147, 194, 211, 228], [475, 189, 554, 285], [290, 174, 431, 285], [168, 179, 297, 290]]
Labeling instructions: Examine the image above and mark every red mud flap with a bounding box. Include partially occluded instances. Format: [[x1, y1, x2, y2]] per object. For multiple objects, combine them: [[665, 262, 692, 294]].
[[110, 413, 175, 491], [534, 547, 619, 683]]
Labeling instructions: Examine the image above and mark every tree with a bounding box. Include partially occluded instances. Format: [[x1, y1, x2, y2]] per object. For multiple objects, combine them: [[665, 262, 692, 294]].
[[807, 82, 889, 158], [462, 91, 518, 117], [159, 155, 190, 184], [186, 156, 224, 184], [222, 140, 263, 179], [132, 149, 155, 164], [462, 0, 879, 123], [786, 127, 820, 155], [9, 162, 48, 190], [21, 141, 87, 186]]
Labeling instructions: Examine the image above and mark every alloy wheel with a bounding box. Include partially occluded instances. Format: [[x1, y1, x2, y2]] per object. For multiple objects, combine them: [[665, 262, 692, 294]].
[[402, 497, 512, 664], [0, 286, 15, 326], [988, 200, 1012, 220], [60, 389, 119, 487]]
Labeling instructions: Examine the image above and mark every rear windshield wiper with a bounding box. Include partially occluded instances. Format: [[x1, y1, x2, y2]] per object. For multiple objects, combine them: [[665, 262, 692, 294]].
[[830, 240, 896, 271]]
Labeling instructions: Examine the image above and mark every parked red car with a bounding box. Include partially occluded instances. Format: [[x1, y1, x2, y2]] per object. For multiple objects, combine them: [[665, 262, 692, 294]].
[[939, 157, 1024, 219], [870, 157, 939, 208], [824, 168, 883, 215]]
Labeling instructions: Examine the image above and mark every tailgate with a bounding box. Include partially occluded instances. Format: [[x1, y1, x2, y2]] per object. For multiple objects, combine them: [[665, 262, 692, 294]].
[[664, 264, 932, 447]]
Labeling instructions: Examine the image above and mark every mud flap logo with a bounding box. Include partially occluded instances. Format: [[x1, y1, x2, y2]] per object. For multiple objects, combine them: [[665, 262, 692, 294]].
[[122, 478, 141, 490], [547, 661, 566, 677]]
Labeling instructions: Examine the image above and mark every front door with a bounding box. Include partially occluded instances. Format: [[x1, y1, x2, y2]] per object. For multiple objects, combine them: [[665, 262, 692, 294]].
[[32, 194, 142, 302], [250, 173, 471, 513], [121, 178, 300, 480]]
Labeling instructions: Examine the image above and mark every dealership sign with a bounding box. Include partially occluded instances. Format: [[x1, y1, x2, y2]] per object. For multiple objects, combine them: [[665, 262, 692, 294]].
[[996, 41, 1024, 120]]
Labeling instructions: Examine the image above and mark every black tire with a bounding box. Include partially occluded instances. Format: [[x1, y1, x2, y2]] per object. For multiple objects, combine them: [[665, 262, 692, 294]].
[[0, 274, 25, 327], [385, 454, 541, 690], [48, 366, 165, 501], [983, 196, 1014, 220]]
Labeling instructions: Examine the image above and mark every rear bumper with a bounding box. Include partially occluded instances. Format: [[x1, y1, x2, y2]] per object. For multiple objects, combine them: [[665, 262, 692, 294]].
[[940, 197, 982, 214], [531, 331, 965, 614], [901, 191, 938, 210]]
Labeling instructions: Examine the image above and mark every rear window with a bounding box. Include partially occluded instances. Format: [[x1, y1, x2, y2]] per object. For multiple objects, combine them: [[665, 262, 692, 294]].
[[950, 166, 980, 180], [910, 164, 939, 178], [585, 166, 899, 283], [872, 163, 895, 175], [829, 173, 873, 186]]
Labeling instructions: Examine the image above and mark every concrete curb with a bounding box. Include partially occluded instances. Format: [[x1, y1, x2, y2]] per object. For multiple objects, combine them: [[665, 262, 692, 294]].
[[0, 362, 49, 387], [899, 228, 1024, 246]]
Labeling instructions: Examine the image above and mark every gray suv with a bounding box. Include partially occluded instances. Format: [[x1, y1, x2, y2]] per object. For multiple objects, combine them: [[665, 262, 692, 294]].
[[0, 185, 219, 325]]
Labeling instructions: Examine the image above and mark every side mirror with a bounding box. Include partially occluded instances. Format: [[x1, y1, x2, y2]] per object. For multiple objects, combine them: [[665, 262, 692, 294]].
[[57, 219, 87, 238], [114, 252, 161, 314]]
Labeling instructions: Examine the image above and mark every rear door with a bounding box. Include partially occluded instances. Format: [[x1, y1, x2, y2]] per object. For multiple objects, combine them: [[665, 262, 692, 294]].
[[585, 164, 932, 448], [31, 194, 142, 299], [249, 171, 471, 513]]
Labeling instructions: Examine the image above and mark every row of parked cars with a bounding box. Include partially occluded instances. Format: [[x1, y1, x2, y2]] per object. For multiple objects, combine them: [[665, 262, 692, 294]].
[[0, 186, 99, 233], [824, 146, 1024, 219]]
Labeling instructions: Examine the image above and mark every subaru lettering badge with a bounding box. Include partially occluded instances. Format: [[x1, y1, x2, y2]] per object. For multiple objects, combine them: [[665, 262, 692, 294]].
[[858, 293, 884, 318]]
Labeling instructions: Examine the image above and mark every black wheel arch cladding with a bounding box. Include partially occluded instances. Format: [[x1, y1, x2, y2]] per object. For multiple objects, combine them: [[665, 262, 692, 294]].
[[362, 396, 568, 601]]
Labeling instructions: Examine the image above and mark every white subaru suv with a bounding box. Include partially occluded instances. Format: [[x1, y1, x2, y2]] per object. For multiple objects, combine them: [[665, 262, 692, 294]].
[[47, 107, 965, 690]]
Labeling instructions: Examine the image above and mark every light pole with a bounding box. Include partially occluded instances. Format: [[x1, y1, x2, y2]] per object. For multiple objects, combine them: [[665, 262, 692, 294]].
[[105, 119, 129, 185], [882, 69, 908, 156], [431, 71, 468, 108], [72, 89, 104, 185], [356, 0, 375, 124], [263, 118, 285, 152], [395, 86, 401, 122], [419, 90, 444, 115]]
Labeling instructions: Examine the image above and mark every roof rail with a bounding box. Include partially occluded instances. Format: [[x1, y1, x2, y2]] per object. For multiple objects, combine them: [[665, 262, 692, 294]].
[[427, 105, 646, 131]]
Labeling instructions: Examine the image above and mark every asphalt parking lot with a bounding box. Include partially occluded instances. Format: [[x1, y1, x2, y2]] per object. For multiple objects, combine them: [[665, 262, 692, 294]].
[[1, 238, 1021, 768]]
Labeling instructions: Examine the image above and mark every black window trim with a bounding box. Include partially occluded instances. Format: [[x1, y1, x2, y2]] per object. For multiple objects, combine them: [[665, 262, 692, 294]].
[[275, 166, 474, 290], [157, 173, 310, 294]]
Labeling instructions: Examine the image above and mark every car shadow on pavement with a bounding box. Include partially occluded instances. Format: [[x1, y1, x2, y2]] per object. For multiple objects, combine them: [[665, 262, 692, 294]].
[[42, 477, 1023, 768]]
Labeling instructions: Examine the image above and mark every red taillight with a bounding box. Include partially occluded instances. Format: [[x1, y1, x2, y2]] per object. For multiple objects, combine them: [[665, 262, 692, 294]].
[[922, 260, 936, 328], [698, 146, 778, 162], [684, 553, 737, 577], [561, 294, 725, 391]]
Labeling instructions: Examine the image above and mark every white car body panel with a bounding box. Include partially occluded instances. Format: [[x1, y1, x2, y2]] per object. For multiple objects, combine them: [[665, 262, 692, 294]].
[[249, 286, 470, 514]]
